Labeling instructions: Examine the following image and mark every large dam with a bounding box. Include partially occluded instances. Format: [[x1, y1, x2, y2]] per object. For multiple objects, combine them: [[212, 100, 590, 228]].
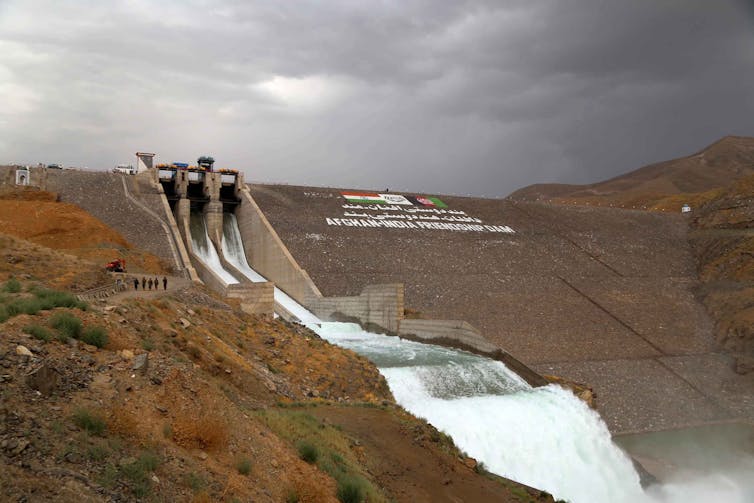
[[4, 164, 753, 501]]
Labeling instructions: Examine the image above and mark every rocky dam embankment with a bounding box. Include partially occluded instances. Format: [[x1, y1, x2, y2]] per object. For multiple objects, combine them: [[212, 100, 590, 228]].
[[249, 183, 754, 434]]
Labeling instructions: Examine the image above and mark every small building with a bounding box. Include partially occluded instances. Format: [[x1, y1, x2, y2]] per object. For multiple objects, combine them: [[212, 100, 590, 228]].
[[15, 168, 30, 186], [135, 152, 156, 173], [114, 164, 135, 175], [681, 204, 691, 213]]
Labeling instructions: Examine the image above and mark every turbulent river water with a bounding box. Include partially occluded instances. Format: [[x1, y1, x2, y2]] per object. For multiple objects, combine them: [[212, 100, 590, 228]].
[[192, 212, 753, 503]]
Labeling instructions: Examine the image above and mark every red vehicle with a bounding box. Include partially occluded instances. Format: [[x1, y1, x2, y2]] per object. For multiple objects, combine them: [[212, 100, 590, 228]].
[[105, 258, 126, 272]]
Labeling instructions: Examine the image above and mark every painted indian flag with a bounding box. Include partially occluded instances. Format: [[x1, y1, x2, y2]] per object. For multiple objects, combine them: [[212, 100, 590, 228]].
[[341, 192, 387, 204]]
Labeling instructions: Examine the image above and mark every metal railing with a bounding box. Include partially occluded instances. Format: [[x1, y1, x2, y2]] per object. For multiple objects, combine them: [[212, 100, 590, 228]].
[[76, 281, 127, 301]]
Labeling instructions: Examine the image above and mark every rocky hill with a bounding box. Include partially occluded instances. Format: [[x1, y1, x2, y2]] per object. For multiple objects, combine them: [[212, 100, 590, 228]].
[[509, 136, 754, 210], [687, 174, 754, 374], [0, 188, 552, 502]]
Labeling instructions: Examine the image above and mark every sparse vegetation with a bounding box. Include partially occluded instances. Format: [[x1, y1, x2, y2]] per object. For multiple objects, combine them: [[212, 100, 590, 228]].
[[2, 278, 21, 293], [259, 409, 388, 502], [236, 457, 252, 476], [336, 476, 364, 503], [49, 311, 83, 341], [121, 451, 160, 498], [81, 326, 108, 348], [297, 441, 319, 464], [24, 324, 53, 342], [72, 408, 106, 436], [184, 472, 206, 493]]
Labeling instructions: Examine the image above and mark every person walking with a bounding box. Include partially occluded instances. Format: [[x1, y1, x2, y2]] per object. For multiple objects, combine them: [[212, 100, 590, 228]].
[[141, 277, 146, 289], [162, 276, 168, 290], [133, 277, 139, 290], [154, 277, 159, 291], [148, 278, 153, 290]]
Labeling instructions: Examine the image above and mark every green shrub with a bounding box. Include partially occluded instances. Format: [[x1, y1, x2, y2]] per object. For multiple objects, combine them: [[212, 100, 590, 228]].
[[87, 444, 109, 461], [236, 457, 252, 476], [297, 441, 319, 464], [336, 477, 364, 503], [2, 278, 21, 293], [184, 472, 205, 492], [30, 287, 87, 311], [0, 305, 8, 323], [121, 452, 160, 498], [24, 324, 53, 342], [81, 326, 108, 348], [50, 312, 82, 340], [286, 491, 300, 503], [72, 408, 106, 436], [13, 298, 43, 315]]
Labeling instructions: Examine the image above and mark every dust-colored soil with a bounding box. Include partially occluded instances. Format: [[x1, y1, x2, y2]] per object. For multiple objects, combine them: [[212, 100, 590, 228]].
[[0, 188, 168, 275], [309, 406, 554, 503]]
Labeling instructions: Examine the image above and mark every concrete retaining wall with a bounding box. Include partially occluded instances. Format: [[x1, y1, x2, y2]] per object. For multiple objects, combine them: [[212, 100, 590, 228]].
[[227, 282, 274, 315], [310, 284, 404, 334], [235, 187, 322, 305], [143, 174, 198, 281]]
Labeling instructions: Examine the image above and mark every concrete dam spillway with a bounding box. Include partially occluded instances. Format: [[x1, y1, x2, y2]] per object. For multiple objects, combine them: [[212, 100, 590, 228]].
[[189, 212, 239, 285]]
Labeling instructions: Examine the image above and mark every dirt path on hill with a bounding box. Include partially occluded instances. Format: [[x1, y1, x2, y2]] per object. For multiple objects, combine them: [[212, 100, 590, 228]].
[[107, 275, 192, 302], [309, 407, 550, 503]]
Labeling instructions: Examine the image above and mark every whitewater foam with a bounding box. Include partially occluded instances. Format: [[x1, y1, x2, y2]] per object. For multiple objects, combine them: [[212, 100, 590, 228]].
[[189, 212, 239, 285], [222, 213, 321, 324]]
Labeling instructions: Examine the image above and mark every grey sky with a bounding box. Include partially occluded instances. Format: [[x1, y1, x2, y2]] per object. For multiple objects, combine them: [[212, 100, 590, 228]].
[[1, 0, 753, 197]]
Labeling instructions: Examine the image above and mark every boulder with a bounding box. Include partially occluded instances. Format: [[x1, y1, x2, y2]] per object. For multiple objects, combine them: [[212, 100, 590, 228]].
[[132, 353, 149, 374], [15, 345, 33, 357], [26, 363, 59, 396]]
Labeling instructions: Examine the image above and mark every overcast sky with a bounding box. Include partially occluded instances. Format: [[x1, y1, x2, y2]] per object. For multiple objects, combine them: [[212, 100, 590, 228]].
[[1, 1, 753, 196]]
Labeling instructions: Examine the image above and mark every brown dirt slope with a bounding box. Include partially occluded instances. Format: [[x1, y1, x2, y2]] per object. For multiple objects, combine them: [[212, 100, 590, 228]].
[[688, 174, 754, 373], [0, 187, 167, 275], [509, 136, 754, 210]]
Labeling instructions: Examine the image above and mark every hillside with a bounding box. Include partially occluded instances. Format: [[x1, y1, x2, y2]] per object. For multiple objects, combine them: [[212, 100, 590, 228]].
[[0, 186, 168, 276], [0, 192, 552, 501], [688, 174, 754, 374], [509, 136, 754, 210]]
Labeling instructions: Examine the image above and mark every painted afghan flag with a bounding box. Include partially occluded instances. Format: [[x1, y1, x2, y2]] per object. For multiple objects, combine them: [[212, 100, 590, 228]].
[[341, 192, 387, 204], [427, 197, 448, 208], [407, 195, 449, 208]]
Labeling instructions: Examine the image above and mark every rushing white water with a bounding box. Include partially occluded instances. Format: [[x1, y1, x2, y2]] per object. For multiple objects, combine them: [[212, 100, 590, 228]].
[[314, 322, 645, 502], [311, 323, 752, 503], [189, 212, 239, 285], [221, 213, 321, 324]]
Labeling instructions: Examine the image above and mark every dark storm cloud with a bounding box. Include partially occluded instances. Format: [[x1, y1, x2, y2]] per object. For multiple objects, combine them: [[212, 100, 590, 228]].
[[1, 0, 752, 196]]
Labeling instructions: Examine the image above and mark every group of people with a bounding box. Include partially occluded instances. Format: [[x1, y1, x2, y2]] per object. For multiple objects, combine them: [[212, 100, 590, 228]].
[[132, 276, 168, 291]]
